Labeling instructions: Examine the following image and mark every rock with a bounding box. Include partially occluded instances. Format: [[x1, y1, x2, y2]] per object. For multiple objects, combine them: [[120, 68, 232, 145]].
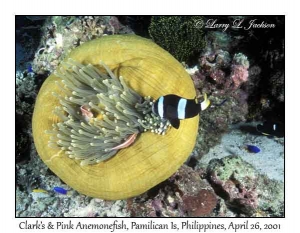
[[182, 189, 217, 217], [30, 192, 50, 201], [207, 155, 283, 216], [127, 165, 217, 217], [171, 165, 217, 217], [37, 202, 47, 212]]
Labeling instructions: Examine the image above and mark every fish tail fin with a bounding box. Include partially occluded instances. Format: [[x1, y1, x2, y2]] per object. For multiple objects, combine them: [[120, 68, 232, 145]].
[[200, 93, 210, 111]]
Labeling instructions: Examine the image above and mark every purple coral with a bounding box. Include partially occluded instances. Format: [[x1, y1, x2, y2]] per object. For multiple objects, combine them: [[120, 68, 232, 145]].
[[210, 69, 226, 85], [190, 48, 250, 159], [230, 53, 249, 89], [196, 50, 249, 94]]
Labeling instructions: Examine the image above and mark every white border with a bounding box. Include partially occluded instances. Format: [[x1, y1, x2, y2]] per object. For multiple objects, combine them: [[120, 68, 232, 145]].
[[1, 0, 299, 232]]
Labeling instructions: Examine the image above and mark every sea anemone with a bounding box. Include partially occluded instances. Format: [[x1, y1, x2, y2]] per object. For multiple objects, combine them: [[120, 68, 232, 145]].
[[32, 35, 198, 200], [47, 59, 170, 166]]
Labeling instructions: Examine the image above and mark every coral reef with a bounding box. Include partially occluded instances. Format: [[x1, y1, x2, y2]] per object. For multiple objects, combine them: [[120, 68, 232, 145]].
[[32, 16, 132, 75], [195, 49, 249, 95], [189, 45, 250, 159], [186, 16, 284, 123], [16, 71, 37, 117], [149, 16, 206, 62], [16, 70, 38, 163], [32, 35, 199, 200], [16, 152, 130, 217], [17, 186, 130, 217], [16, 15, 284, 217], [196, 121, 284, 182], [236, 16, 284, 122], [206, 155, 284, 216], [17, 168, 39, 194], [127, 165, 217, 217], [206, 31, 235, 52]]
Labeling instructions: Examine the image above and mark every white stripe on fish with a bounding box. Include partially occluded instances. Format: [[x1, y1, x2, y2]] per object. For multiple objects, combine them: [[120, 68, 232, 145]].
[[158, 96, 164, 118], [177, 98, 187, 119]]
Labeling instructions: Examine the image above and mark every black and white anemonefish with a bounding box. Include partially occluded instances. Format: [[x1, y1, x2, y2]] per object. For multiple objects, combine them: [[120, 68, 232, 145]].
[[256, 121, 284, 138], [152, 93, 210, 129]]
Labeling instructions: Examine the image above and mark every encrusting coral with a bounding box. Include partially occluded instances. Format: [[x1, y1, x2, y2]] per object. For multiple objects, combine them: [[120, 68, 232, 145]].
[[32, 16, 132, 75], [207, 155, 284, 216], [32, 35, 199, 200]]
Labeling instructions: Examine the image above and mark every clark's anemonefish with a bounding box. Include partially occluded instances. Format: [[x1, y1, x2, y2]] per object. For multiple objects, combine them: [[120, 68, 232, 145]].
[[152, 93, 210, 129]]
